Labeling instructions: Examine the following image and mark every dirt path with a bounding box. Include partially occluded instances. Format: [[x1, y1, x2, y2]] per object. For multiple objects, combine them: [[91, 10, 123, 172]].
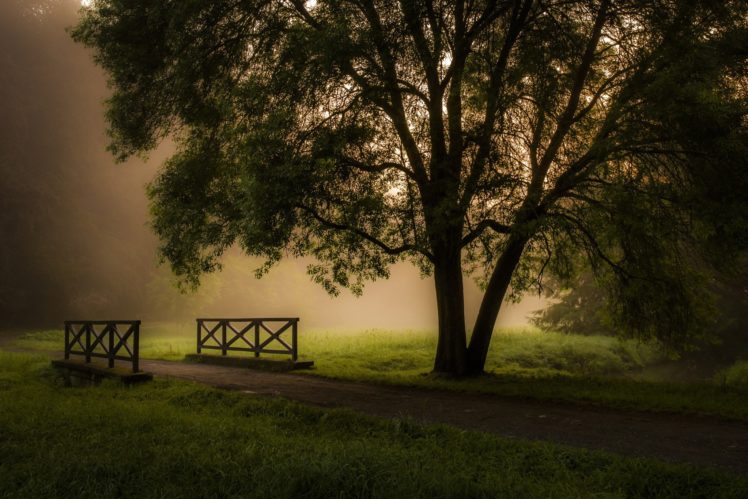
[[2, 331, 746, 473], [140, 359, 748, 473]]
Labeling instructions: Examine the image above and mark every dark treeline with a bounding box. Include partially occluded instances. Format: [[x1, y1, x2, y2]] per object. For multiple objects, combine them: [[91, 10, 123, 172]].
[[0, 0, 159, 325]]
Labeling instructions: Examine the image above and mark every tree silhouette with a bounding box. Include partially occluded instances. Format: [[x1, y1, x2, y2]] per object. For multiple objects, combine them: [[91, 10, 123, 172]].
[[73, 0, 748, 374]]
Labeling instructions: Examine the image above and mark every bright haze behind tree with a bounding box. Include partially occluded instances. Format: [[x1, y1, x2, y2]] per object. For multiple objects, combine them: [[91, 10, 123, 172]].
[[73, 0, 748, 375], [1, 0, 549, 330]]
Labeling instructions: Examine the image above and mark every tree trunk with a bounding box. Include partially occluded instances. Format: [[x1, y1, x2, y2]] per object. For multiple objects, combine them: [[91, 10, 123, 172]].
[[467, 235, 529, 374], [432, 250, 468, 375]]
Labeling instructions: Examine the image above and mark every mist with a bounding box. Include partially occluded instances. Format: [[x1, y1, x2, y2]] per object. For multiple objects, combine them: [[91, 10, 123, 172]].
[[0, 0, 544, 330]]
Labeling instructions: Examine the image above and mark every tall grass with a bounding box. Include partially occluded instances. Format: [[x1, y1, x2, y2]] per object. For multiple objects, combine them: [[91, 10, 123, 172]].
[[0, 349, 746, 498]]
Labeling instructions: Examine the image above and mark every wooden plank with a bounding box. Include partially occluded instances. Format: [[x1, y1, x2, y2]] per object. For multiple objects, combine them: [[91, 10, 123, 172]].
[[69, 325, 87, 353], [88, 323, 110, 353], [196, 320, 202, 354], [292, 321, 298, 361], [132, 323, 139, 373], [112, 326, 134, 358], [64, 320, 141, 325], [196, 317, 299, 322], [66, 352, 133, 361], [201, 321, 223, 347], [51, 359, 152, 383], [185, 354, 313, 371], [254, 322, 260, 358], [108, 325, 115, 368]]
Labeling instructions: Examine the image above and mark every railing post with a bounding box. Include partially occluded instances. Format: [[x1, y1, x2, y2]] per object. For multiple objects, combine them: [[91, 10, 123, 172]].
[[221, 321, 227, 356], [292, 319, 298, 361], [254, 321, 260, 358], [108, 323, 115, 368], [132, 321, 140, 373], [196, 320, 202, 354], [85, 324, 92, 364], [64, 323, 70, 360]]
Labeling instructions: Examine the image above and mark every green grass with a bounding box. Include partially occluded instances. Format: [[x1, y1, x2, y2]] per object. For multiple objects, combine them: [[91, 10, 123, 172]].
[[13, 324, 659, 374], [13, 324, 196, 362], [299, 327, 662, 376], [13, 325, 748, 421], [0, 349, 746, 498], [716, 360, 748, 390]]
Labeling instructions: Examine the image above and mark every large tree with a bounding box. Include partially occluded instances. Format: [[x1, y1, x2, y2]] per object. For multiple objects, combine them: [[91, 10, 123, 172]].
[[73, 0, 748, 375]]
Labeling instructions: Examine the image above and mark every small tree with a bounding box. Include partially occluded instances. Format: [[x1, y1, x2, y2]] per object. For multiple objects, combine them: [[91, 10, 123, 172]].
[[533, 258, 748, 360], [530, 272, 613, 336], [73, 0, 748, 375]]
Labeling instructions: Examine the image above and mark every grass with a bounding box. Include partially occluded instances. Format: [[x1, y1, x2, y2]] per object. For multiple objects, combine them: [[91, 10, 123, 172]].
[[716, 360, 748, 390], [13, 323, 660, 374], [12, 324, 196, 362], [12, 325, 748, 421], [0, 349, 746, 498]]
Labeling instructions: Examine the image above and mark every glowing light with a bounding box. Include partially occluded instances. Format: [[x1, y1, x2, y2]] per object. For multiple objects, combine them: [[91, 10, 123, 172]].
[[305, 0, 317, 9], [81, 0, 94, 7]]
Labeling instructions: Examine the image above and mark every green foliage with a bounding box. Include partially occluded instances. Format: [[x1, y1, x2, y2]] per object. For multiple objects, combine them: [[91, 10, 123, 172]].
[[71, 1, 748, 358], [534, 257, 748, 355], [1, 349, 747, 498], [531, 272, 613, 336], [715, 361, 748, 391]]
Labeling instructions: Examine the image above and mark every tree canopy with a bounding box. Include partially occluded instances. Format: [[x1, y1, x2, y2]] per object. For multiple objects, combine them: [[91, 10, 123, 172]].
[[73, 0, 748, 374]]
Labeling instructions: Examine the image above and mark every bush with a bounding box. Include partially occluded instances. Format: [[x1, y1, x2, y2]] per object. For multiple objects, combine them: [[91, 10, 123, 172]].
[[715, 361, 748, 391]]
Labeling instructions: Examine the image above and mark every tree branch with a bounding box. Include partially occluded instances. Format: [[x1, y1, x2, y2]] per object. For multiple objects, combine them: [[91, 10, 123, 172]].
[[357, 0, 431, 184], [398, 0, 448, 161], [339, 156, 416, 180], [550, 211, 630, 277], [296, 204, 434, 260], [461, 218, 512, 247], [528, 0, 611, 202], [461, 0, 534, 208]]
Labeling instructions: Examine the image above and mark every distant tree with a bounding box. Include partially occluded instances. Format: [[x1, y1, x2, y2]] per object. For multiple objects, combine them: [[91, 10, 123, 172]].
[[711, 257, 748, 360], [533, 259, 748, 359], [73, 0, 748, 375], [530, 271, 613, 336]]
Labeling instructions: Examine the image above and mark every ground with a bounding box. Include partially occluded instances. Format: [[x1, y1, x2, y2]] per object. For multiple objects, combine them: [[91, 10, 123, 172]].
[[142, 357, 748, 472], [2, 328, 747, 473]]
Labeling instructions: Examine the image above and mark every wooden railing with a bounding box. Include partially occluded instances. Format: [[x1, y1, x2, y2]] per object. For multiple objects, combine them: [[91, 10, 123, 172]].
[[196, 318, 299, 361], [64, 320, 141, 372]]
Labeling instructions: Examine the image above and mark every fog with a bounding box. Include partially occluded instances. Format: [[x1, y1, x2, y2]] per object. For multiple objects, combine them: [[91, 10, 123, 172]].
[[0, 0, 544, 329]]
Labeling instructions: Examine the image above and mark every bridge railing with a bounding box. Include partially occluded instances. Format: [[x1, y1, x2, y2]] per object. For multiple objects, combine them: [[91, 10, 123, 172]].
[[196, 318, 299, 361], [64, 320, 141, 372]]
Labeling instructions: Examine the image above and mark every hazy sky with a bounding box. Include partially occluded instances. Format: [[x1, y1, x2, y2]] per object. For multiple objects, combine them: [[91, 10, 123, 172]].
[[0, 0, 545, 329]]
